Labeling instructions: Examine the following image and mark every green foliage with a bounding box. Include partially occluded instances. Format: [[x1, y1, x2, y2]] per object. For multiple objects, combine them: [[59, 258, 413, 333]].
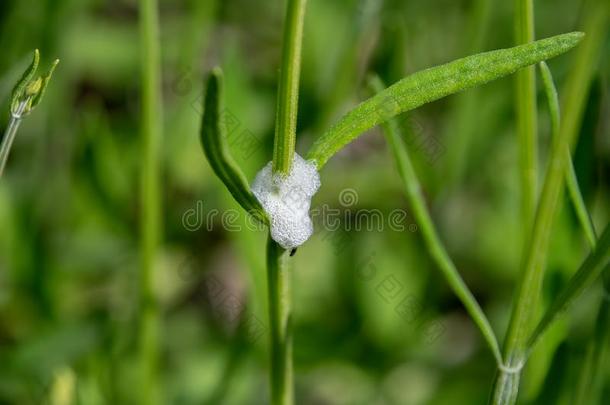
[[370, 75, 503, 365], [1, 50, 59, 177], [539, 61, 596, 248], [2, 2, 610, 405], [306, 32, 583, 169], [200, 68, 267, 224], [527, 224, 610, 354], [10, 49, 59, 117]]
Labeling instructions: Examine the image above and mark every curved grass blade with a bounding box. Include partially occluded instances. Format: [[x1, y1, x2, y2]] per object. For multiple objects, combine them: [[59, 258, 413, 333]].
[[539, 61, 597, 248], [525, 222, 610, 356], [369, 75, 503, 366], [307, 32, 584, 169], [200, 68, 267, 224]]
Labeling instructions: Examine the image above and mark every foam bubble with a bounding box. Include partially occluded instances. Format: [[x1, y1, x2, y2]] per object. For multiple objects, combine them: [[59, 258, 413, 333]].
[[251, 153, 321, 249]]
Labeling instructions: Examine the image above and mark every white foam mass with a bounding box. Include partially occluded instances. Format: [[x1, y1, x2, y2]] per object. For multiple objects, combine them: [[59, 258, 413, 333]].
[[251, 153, 321, 250]]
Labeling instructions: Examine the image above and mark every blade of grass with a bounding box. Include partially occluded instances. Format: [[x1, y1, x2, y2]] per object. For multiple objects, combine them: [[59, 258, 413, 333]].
[[307, 32, 584, 169], [272, 0, 307, 175], [526, 223, 610, 355], [138, 0, 162, 403], [370, 75, 503, 366], [539, 61, 597, 248], [266, 236, 293, 405], [514, 0, 538, 233]]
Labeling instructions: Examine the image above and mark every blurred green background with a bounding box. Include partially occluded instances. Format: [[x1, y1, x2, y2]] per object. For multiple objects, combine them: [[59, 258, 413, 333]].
[[0, 0, 609, 404]]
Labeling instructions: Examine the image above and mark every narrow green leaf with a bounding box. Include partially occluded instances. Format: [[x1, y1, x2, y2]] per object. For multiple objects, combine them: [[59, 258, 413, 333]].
[[200, 68, 267, 224], [307, 32, 584, 168], [525, 223, 610, 355], [538, 62, 560, 150], [369, 75, 503, 366], [10, 49, 39, 113], [539, 61, 597, 248]]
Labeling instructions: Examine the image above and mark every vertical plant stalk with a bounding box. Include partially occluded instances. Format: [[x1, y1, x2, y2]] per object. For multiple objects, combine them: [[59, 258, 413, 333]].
[[267, 236, 293, 405], [492, 2, 610, 403], [266, 1, 307, 403], [139, 0, 163, 403], [514, 0, 538, 232], [370, 76, 503, 366], [0, 102, 27, 177], [494, 68, 573, 405], [272, 0, 307, 175]]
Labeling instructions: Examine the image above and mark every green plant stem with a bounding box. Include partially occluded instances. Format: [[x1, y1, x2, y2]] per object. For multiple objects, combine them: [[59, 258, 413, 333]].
[[266, 0, 307, 401], [514, 0, 538, 233], [272, 0, 307, 175], [0, 103, 26, 178], [492, 4, 610, 402], [267, 236, 293, 405], [493, 67, 572, 405], [139, 0, 162, 403], [370, 76, 502, 365]]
